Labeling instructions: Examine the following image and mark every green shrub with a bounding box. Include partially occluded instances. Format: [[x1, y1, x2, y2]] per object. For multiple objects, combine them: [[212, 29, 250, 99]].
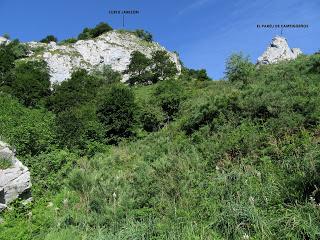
[[154, 79, 186, 122], [23, 149, 77, 196], [55, 104, 104, 149], [138, 102, 165, 132], [126, 50, 178, 85], [134, 29, 153, 42], [0, 93, 56, 156], [59, 38, 77, 44], [97, 84, 136, 144], [126, 51, 152, 85], [48, 68, 120, 113], [151, 50, 178, 83], [90, 65, 122, 85], [0, 40, 28, 90], [11, 60, 51, 107], [0, 155, 12, 169], [40, 35, 58, 43], [305, 54, 320, 74], [181, 68, 212, 81], [78, 22, 113, 40], [225, 53, 255, 84]]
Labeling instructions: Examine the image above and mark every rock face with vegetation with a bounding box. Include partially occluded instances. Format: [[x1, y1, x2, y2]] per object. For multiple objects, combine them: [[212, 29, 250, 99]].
[[257, 36, 302, 65], [0, 141, 31, 211], [2, 22, 320, 239], [26, 31, 181, 83]]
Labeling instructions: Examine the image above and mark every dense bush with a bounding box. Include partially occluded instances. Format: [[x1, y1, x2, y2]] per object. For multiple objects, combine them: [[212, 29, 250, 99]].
[[126, 50, 178, 85], [151, 50, 178, 83], [49, 67, 121, 148], [10, 60, 51, 107], [153, 79, 186, 122], [0, 93, 55, 156], [181, 68, 212, 81], [55, 104, 104, 149], [138, 102, 165, 132], [40, 35, 58, 43], [304, 54, 320, 74], [134, 29, 153, 42], [59, 38, 77, 44], [78, 22, 113, 40], [225, 53, 255, 83], [47, 67, 120, 113], [97, 84, 136, 144], [126, 51, 152, 85], [24, 149, 77, 196], [0, 40, 28, 89]]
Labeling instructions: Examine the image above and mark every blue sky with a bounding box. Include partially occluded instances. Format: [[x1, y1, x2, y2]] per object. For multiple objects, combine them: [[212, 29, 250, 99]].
[[0, 0, 319, 79]]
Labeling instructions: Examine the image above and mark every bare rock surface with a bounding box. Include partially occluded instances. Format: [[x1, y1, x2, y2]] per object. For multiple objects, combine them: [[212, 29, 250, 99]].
[[25, 31, 181, 83], [0, 141, 31, 211], [257, 36, 302, 65], [0, 37, 9, 46]]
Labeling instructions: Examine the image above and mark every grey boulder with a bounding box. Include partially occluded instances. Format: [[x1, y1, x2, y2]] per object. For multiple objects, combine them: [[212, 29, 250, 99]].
[[0, 141, 32, 211]]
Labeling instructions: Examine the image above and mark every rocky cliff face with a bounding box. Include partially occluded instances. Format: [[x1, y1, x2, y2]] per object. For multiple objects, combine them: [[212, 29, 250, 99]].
[[257, 36, 302, 65], [0, 141, 31, 211], [26, 31, 181, 83]]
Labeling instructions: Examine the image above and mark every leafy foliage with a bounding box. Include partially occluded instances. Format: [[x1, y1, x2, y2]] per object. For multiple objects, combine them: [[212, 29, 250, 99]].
[[181, 68, 212, 81], [10, 60, 51, 107], [40, 35, 58, 43], [134, 29, 153, 42], [97, 84, 136, 144], [0, 155, 12, 169], [48, 67, 121, 149], [55, 104, 104, 149], [225, 53, 255, 83], [47, 68, 120, 113], [151, 50, 178, 83], [154, 79, 186, 121], [126, 51, 152, 85], [0, 93, 55, 156], [78, 22, 113, 40], [0, 40, 28, 89], [126, 50, 178, 85], [59, 38, 77, 44]]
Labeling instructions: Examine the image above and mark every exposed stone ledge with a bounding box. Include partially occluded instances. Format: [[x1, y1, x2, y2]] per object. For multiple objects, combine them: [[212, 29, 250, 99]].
[[0, 141, 32, 212]]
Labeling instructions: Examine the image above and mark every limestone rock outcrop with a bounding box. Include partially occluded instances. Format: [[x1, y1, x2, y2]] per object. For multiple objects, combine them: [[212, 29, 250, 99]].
[[25, 31, 181, 83], [0, 37, 9, 46], [0, 141, 31, 211], [257, 36, 302, 65]]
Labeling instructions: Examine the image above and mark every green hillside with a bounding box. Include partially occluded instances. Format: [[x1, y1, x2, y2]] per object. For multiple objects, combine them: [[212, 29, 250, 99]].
[[1, 36, 320, 239]]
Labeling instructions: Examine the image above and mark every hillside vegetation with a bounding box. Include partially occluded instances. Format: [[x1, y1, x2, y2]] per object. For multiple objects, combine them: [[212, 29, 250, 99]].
[[0, 36, 320, 239]]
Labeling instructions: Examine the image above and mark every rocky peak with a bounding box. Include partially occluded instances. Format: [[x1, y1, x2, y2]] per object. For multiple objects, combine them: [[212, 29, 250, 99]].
[[257, 36, 302, 65], [25, 30, 182, 83]]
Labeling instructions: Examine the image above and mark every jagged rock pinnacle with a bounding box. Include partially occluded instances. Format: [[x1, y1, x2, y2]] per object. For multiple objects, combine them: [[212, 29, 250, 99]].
[[257, 36, 302, 65]]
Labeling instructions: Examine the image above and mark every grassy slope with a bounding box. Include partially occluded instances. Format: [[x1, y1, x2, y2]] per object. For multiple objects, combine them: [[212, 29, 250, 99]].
[[1, 54, 320, 239]]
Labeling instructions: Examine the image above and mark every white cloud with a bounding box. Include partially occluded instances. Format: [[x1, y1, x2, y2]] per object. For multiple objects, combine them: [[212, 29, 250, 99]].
[[178, 0, 211, 15]]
